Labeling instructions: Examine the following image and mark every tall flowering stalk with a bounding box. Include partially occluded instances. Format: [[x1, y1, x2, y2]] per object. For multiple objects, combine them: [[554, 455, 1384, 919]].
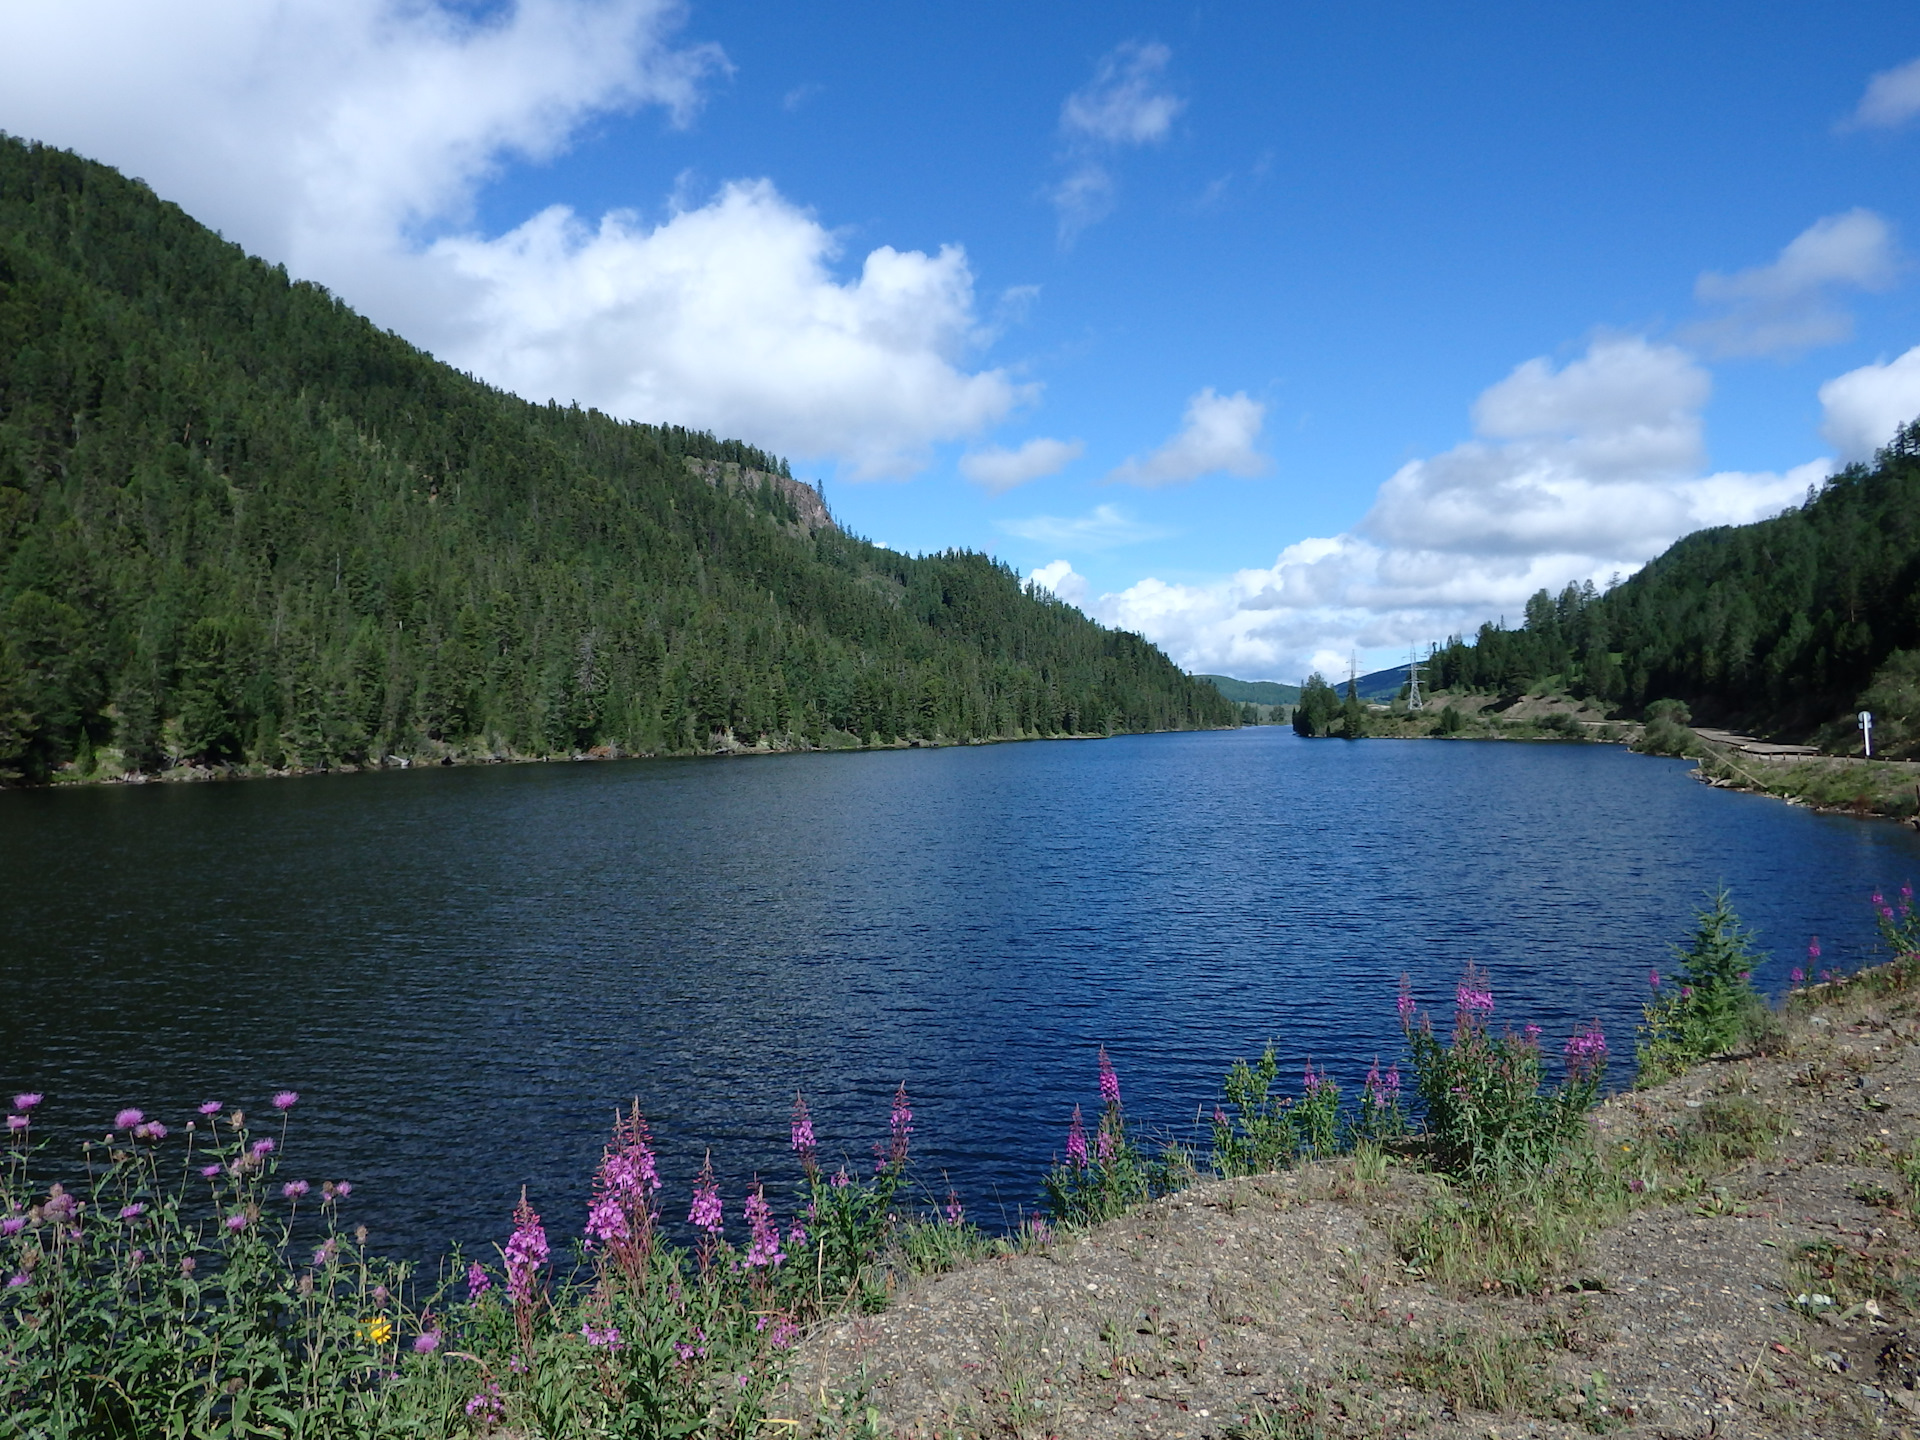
[[583, 1102, 660, 1290], [503, 1190, 549, 1365], [1044, 1049, 1164, 1225], [1402, 966, 1607, 1183], [688, 1153, 724, 1275], [790, 1094, 817, 1183], [1358, 1057, 1406, 1140]]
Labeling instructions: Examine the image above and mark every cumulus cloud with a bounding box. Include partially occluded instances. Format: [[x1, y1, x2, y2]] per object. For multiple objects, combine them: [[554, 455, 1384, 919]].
[[1686, 210, 1900, 357], [1088, 337, 1826, 678], [1025, 559, 1090, 607], [1847, 55, 1920, 129], [0, 0, 1022, 476], [1108, 388, 1268, 487], [1819, 346, 1920, 462], [997, 503, 1170, 551], [1050, 41, 1182, 244], [959, 437, 1085, 493]]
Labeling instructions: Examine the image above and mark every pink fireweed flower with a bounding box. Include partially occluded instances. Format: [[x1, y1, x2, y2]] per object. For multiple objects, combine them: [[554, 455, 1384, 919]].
[[888, 1082, 913, 1166], [282, 1180, 310, 1200], [1065, 1105, 1088, 1168], [12, 1094, 41, 1112], [1455, 968, 1494, 1015], [771, 1316, 801, 1349], [1523, 1023, 1542, 1044], [467, 1261, 491, 1298], [465, 1384, 505, 1422], [580, 1323, 622, 1350], [688, 1153, 724, 1236], [743, 1185, 785, 1269], [504, 1191, 549, 1308], [1809, 937, 1821, 960], [1563, 1021, 1609, 1082], [1096, 1127, 1115, 1162], [1213, 1105, 1229, 1126], [787, 1215, 809, 1248], [945, 1188, 964, 1227], [1649, 968, 1660, 992], [1396, 974, 1416, 1027], [584, 1104, 660, 1252], [1791, 967, 1806, 985], [114, 1108, 144, 1131], [791, 1093, 816, 1162], [1098, 1047, 1120, 1108], [119, 1204, 145, 1220], [272, 1091, 298, 1111], [198, 1101, 222, 1116], [1384, 1063, 1400, 1097], [830, 1166, 851, 1189]]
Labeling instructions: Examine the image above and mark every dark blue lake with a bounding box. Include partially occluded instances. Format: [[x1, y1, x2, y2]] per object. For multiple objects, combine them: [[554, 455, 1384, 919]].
[[2, 730, 1916, 1260]]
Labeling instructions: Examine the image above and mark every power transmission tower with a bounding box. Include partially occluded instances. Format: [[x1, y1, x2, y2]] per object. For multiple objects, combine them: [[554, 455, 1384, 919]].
[[1406, 646, 1428, 711]]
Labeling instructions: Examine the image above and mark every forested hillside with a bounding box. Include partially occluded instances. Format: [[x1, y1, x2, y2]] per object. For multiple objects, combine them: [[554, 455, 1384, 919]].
[[1425, 424, 1920, 749], [0, 137, 1233, 783]]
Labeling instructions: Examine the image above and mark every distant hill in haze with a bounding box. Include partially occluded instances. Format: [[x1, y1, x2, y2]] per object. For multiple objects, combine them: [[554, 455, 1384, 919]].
[[1196, 675, 1300, 706], [0, 136, 1235, 783]]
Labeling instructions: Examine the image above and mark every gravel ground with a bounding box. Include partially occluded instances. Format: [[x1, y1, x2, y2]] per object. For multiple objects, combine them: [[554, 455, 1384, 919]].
[[780, 983, 1920, 1439]]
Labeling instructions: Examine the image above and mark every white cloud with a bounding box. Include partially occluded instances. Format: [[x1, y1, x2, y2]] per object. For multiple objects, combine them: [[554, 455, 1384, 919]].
[[1819, 345, 1920, 462], [1108, 388, 1268, 487], [959, 437, 1085, 493], [1686, 210, 1899, 357], [1050, 41, 1181, 244], [1089, 337, 1826, 678], [0, 0, 1022, 477], [1060, 41, 1183, 145], [437, 182, 1026, 477], [1848, 55, 1920, 129], [997, 503, 1169, 551], [1026, 559, 1090, 607]]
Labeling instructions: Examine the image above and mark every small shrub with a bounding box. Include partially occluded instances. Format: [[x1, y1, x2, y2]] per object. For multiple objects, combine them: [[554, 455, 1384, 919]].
[[1400, 966, 1608, 1183], [1636, 887, 1768, 1083]]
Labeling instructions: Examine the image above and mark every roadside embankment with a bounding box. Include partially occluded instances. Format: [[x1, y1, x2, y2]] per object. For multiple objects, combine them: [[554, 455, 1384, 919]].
[[1693, 735, 1920, 825], [788, 972, 1920, 1439]]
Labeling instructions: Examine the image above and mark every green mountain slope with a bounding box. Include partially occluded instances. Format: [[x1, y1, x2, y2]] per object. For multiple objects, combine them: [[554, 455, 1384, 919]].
[[1195, 674, 1300, 705], [0, 137, 1233, 783], [1424, 425, 1920, 749]]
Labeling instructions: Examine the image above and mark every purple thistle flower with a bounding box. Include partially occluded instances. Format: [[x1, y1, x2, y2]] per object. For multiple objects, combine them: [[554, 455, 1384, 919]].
[[313, 1240, 337, 1267], [250, 1138, 274, 1158], [467, 1261, 491, 1298], [197, 1101, 222, 1116], [180, 1256, 196, 1274], [13, 1094, 41, 1112], [6, 1274, 26, 1289], [6, 1116, 26, 1134], [272, 1091, 299, 1111], [119, 1203, 145, 1220], [335, 1181, 351, 1198], [504, 1191, 549, 1308], [1065, 1104, 1088, 1168], [743, 1185, 785, 1269], [1, 1217, 24, 1237], [133, 1121, 168, 1141], [282, 1180, 309, 1200], [1098, 1047, 1121, 1108], [130, 1249, 144, 1265], [200, 1164, 221, 1179], [114, 1108, 144, 1131], [688, 1153, 724, 1236], [225, 1213, 249, 1233], [413, 1330, 442, 1354]]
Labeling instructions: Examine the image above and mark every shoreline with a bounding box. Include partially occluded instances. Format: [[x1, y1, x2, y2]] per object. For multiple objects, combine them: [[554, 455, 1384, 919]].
[[8, 722, 1237, 794]]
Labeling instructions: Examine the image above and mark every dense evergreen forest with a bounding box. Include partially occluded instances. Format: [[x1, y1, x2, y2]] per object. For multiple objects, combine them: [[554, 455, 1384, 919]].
[[1424, 424, 1920, 752], [0, 137, 1233, 783]]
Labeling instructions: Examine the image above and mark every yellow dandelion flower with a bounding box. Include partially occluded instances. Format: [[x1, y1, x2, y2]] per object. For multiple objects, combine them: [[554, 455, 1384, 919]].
[[361, 1315, 393, 1345]]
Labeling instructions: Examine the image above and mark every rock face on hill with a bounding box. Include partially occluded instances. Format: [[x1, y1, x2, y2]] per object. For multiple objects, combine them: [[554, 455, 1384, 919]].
[[787, 980, 1920, 1438]]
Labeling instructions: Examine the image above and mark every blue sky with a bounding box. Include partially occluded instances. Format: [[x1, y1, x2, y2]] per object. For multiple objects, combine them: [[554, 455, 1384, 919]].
[[7, 2, 1920, 679]]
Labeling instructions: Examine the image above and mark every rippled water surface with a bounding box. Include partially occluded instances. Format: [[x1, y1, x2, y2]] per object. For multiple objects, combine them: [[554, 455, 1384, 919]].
[[4, 730, 1917, 1256]]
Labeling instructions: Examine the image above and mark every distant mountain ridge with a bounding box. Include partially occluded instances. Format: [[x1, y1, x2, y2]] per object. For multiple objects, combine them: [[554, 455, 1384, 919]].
[[1196, 674, 1300, 706], [0, 136, 1235, 782]]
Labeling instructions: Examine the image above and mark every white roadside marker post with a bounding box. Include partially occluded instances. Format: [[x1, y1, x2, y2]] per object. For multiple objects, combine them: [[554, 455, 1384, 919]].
[[1860, 709, 1874, 758]]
